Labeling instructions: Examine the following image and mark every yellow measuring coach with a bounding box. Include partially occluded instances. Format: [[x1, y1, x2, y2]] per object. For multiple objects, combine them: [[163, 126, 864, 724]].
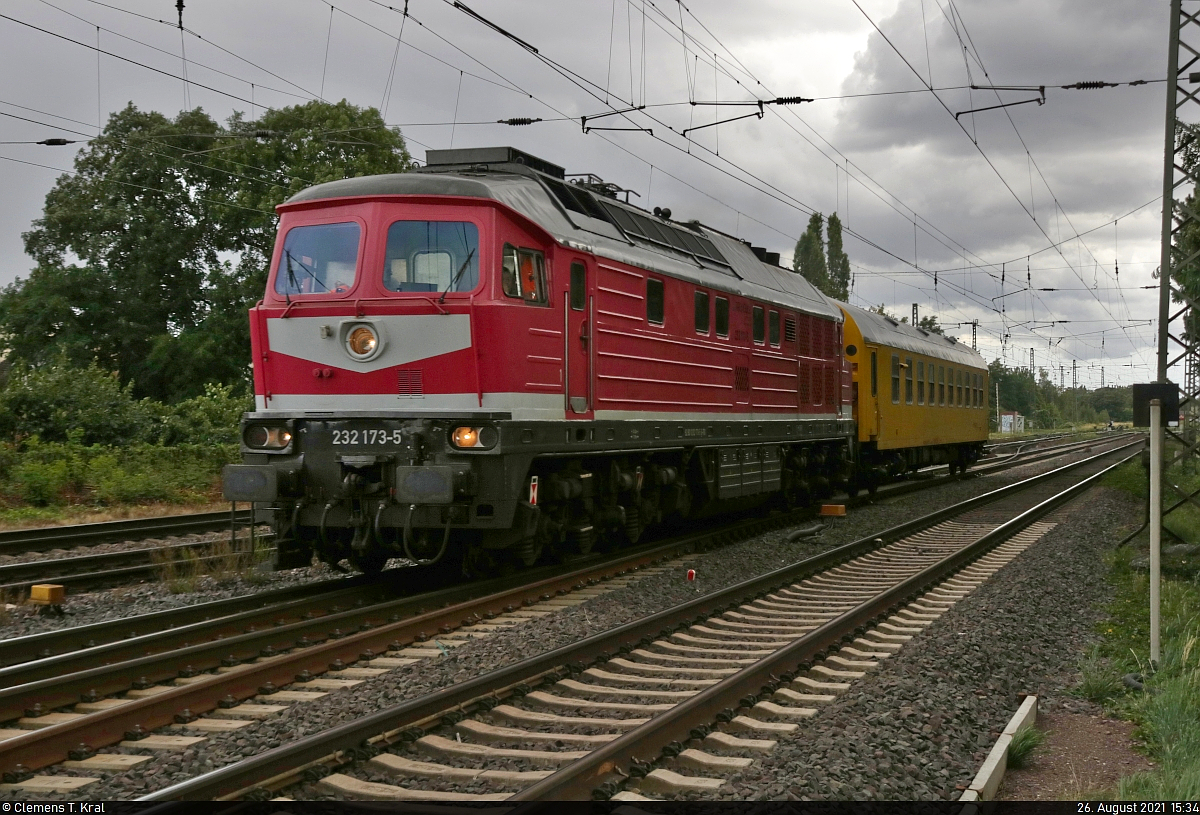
[[839, 302, 988, 485]]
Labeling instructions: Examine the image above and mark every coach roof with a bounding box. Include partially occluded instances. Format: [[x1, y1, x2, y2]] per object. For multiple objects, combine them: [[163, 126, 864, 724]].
[[840, 302, 984, 367], [284, 169, 841, 321]]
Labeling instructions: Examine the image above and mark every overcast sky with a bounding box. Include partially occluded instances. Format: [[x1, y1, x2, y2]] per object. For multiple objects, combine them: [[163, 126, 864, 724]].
[[0, 0, 1173, 387]]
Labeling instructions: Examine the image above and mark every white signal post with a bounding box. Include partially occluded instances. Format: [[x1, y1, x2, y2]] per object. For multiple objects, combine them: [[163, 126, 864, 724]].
[[1150, 399, 1162, 666]]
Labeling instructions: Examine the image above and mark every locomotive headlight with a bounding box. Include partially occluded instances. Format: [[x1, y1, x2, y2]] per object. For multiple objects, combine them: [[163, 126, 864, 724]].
[[450, 426, 498, 450], [244, 425, 293, 450], [346, 325, 378, 358]]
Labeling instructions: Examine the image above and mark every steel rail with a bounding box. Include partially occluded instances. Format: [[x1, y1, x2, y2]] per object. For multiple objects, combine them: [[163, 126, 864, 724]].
[[512, 446, 1142, 801], [0, 540, 274, 593], [137, 436, 1142, 801], [0, 510, 251, 557]]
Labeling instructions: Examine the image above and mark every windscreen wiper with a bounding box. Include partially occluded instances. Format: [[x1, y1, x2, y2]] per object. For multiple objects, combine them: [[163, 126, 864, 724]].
[[439, 248, 476, 304]]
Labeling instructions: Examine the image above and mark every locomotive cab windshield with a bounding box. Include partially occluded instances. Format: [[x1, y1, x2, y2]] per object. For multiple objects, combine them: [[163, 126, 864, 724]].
[[384, 220, 479, 293], [275, 221, 361, 296]]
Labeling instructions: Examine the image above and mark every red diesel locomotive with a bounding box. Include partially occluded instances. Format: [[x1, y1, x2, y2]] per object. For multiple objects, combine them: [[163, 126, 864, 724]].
[[224, 147, 858, 574]]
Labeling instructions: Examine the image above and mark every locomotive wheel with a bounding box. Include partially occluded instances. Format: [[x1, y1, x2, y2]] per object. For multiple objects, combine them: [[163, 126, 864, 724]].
[[350, 550, 389, 575], [513, 535, 544, 568], [273, 542, 314, 571]]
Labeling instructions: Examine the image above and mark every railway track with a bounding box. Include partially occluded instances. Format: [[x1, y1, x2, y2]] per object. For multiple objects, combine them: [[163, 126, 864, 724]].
[[0, 431, 1133, 671], [0, 434, 1138, 798], [0, 510, 251, 558], [0, 432, 1130, 595], [124, 436, 1134, 802]]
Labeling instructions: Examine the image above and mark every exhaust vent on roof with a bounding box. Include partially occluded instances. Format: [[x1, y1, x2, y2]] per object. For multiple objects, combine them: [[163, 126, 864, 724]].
[[424, 147, 565, 178]]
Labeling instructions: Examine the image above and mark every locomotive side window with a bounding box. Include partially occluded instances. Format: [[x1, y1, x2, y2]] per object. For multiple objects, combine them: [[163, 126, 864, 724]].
[[715, 297, 729, 337], [695, 291, 710, 333], [647, 278, 664, 325], [276, 221, 361, 296], [570, 262, 586, 310], [891, 354, 900, 404], [905, 357, 913, 404], [917, 360, 925, 404], [769, 311, 780, 346], [870, 351, 877, 396], [501, 244, 547, 304], [384, 221, 479, 293], [752, 307, 765, 344], [938, 366, 945, 405]]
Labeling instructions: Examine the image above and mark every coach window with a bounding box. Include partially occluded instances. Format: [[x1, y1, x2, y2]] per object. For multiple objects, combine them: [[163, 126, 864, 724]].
[[870, 351, 878, 396], [975, 373, 981, 407], [753, 306, 765, 344], [570, 262, 586, 310], [715, 297, 729, 337], [646, 278, 665, 325], [769, 311, 781, 346], [891, 354, 901, 404], [956, 370, 963, 406], [501, 244, 547, 304], [948, 368, 955, 405], [938, 366, 945, 405], [695, 291, 710, 334], [905, 357, 914, 404], [928, 363, 936, 408], [917, 360, 925, 404]]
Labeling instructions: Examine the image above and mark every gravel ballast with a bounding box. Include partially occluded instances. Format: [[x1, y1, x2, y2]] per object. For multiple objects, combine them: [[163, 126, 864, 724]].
[[0, 452, 1136, 801], [702, 485, 1140, 801]]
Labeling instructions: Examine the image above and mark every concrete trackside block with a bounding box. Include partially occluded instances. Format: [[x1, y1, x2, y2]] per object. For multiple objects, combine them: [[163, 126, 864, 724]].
[[959, 695, 1038, 801]]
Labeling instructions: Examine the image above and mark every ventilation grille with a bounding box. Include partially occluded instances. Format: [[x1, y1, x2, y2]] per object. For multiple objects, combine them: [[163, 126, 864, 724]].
[[397, 369, 423, 398], [797, 365, 811, 405], [734, 366, 750, 391], [784, 317, 797, 344], [824, 368, 839, 407], [797, 316, 813, 357]]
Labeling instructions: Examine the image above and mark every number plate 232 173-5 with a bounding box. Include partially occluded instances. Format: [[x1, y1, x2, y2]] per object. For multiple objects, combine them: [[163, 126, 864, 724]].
[[330, 428, 404, 446]]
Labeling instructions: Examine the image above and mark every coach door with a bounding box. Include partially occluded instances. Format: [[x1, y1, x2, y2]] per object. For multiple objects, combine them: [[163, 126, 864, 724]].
[[565, 259, 593, 417]]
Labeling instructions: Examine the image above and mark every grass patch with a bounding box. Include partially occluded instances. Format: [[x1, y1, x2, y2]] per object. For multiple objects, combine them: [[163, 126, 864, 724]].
[[1081, 469, 1200, 799], [1006, 724, 1045, 769], [1077, 644, 1126, 704], [152, 533, 268, 593]]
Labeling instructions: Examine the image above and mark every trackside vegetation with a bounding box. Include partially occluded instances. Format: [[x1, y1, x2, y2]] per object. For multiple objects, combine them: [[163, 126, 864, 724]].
[[0, 360, 248, 524], [1087, 461, 1200, 799]]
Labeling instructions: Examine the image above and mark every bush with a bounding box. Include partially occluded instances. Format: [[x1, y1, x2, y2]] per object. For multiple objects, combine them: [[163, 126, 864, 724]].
[[0, 360, 151, 446], [0, 360, 250, 508]]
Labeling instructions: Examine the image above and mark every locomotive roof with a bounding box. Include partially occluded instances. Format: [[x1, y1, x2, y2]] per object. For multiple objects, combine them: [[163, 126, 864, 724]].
[[284, 166, 841, 322], [840, 301, 985, 368]]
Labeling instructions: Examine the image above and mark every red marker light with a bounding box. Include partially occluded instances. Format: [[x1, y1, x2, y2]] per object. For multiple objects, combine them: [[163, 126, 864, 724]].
[[687, 569, 696, 581]]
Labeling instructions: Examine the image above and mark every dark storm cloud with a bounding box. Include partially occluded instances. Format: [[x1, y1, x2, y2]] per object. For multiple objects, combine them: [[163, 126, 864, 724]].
[[0, 0, 1171, 381]]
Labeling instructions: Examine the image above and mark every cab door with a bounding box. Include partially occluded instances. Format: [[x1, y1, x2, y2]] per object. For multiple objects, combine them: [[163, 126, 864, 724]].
[[565, 259, 593, 417]]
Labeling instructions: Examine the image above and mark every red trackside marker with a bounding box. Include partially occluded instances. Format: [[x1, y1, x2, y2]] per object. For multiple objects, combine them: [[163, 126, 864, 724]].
[[687, 569, 695, 581]]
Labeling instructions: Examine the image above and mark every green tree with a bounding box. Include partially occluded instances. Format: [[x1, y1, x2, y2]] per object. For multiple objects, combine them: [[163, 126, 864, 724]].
[[916, 314, 944, 335], [793, 213, 829, 295], [825, 213, 851, 301], [2, 100, 412, 402]]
